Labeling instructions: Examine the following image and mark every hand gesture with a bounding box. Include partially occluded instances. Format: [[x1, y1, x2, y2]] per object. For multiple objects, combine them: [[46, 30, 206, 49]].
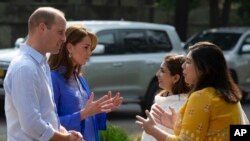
[[151, 104, 176, 129], [135, 110, 157, 135], [80, 92, 113, 119], [107, 91, 123, 112]]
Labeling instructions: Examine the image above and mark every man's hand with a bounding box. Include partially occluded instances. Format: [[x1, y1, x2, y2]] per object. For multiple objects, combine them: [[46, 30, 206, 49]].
[[68, 130, 84, 141], [50, 130, 84, 141]]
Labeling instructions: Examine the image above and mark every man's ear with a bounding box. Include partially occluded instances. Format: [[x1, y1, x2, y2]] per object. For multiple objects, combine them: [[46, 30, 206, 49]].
[[38, 23, 46, 34]]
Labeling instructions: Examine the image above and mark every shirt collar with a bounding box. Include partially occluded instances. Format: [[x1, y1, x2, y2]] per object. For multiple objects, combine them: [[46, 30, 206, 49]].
[[20, 43, 47, 64]]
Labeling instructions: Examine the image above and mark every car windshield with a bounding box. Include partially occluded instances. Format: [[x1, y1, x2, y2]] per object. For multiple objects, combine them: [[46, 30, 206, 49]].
[[188, 32, 241, 51]]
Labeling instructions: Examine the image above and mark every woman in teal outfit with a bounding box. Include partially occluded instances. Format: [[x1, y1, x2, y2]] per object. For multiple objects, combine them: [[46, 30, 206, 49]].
[[48, 25, 123, 141]]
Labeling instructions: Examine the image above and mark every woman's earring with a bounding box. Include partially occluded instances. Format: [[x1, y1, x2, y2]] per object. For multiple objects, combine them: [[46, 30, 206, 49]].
[[68, 52, 72, 58]]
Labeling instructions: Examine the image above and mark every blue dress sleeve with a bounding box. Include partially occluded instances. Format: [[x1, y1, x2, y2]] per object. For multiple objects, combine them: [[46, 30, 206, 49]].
[[51, 72, 61, 111], [95, 113, 107, 130], [79, 76, 107, 131], [51, 71, 82, 131]]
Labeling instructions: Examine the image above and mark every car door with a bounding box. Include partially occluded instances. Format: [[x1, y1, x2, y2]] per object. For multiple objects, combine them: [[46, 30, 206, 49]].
[[85, 29, 152, 101], [83, 28, 172, 103], [84, 29, 160, 102], [83, 29, 128, 100], [115, 29, 151, 102], [237, 33, 250, 92]]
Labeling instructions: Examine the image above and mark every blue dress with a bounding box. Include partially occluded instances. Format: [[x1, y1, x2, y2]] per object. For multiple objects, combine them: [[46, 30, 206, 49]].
[[51, 70, 107, 141]]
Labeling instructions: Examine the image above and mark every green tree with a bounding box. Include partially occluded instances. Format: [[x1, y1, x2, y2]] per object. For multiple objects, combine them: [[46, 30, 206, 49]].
[[209, 0, 233, 27], [237, 0, 250, 25], [157, 0, 199, 41]]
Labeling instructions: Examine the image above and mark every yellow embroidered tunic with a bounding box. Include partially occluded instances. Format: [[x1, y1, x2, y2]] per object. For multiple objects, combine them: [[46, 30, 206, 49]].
[[167, 87, 241, 141]]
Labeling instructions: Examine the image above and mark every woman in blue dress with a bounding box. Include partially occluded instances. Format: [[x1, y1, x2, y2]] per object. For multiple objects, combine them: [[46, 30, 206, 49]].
[[48, 25, 123, 141]]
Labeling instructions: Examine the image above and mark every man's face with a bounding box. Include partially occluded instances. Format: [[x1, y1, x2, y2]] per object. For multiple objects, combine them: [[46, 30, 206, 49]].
[[44, 15, 66, 54]]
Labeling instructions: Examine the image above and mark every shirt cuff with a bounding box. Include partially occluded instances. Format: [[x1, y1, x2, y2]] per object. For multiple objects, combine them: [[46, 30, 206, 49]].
[[38, 124, 56, 141]]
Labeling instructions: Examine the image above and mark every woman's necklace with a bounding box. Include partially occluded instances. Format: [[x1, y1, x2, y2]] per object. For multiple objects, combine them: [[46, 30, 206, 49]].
[[73, 72, 88, 108]]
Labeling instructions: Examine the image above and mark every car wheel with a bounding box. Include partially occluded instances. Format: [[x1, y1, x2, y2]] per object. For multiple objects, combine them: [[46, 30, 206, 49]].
[[140, 80, 160, 117]]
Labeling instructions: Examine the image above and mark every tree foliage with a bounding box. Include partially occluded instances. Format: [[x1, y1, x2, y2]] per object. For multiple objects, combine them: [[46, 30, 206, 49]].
[[237, 0, 250, 25], [154, 0, 248, 40], [155, 0, 201, 41], [156, 0, 200, 10]]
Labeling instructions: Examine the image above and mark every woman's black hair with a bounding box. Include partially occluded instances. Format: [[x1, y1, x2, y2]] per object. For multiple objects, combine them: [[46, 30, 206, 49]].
[[188, 41, 241, 103]]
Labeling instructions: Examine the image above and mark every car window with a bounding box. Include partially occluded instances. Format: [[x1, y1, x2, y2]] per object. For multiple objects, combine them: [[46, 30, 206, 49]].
[[121, 30, 147, 53], [121, 29, 172, 53], [97, 31, 122, 55], [96, 29, 172, 55], [147, 30, 172, 52], [187, 32, 241, 51], [240, 34, 250, 53], [98, 33, 115, 45], [242, 35, 250, 45]]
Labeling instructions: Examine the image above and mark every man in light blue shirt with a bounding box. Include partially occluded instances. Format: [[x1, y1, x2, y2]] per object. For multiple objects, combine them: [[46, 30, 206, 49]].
[[4, 7, 83, 141]]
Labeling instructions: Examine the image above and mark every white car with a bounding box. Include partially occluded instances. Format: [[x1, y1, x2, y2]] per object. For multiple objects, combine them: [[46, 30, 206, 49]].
[[0, 20, 184, 112]]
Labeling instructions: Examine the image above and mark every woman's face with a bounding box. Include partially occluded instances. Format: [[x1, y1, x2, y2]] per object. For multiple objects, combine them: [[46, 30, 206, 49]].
[[182, 52, 199, 86], [68, 36, 92, 66], [156, 62, 179, 92]]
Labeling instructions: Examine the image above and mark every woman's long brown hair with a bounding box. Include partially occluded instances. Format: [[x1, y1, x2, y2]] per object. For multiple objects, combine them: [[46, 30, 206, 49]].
[[48, 25, 97, 80]]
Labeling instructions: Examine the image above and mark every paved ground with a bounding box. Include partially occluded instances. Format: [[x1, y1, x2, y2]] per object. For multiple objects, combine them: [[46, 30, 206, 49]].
[[0, 101, 249, 141], [0, 104, 143, 141]]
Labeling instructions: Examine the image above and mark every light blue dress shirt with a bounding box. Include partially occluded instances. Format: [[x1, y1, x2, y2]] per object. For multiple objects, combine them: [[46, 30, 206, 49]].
[[4, 43, 59, 141]]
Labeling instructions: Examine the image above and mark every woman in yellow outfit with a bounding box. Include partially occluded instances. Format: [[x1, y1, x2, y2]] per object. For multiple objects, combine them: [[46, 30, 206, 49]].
[[136, 41, 245, 141]]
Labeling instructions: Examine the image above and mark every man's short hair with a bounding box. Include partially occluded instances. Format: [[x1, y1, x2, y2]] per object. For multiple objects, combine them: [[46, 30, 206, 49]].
[[28, 7, 64, 32]]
